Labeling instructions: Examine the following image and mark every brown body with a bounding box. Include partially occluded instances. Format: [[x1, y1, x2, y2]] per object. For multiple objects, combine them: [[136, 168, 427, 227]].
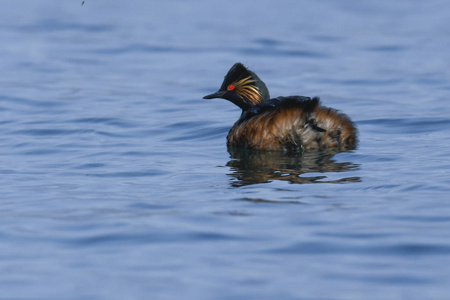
[[204, 63, 357, 152], [227, 99, 356, 151]]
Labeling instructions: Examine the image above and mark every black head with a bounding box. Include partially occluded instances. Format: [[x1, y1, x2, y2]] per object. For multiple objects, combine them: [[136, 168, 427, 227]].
[[203, 63, 270, 110]]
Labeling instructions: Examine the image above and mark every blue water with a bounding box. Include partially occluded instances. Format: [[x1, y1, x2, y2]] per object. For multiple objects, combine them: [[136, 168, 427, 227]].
[[1, 1, 450, 299]]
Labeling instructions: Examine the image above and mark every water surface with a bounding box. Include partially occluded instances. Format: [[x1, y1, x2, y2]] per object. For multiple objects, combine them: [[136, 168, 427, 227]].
[[1, 1, 450, 299]]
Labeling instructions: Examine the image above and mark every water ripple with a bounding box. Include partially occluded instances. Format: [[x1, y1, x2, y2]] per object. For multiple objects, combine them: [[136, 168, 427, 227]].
[[359, 117, 450, 133], [268, 241, 450, 256], [15, 19, 114, 33], [68, 117, 139, 128], [61, 231, 245, 248], [11, 129, 94, 136], [86, 170, 168, 178]]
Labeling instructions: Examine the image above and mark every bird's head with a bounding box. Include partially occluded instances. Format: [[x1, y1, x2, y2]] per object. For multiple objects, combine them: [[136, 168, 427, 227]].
[[203, 63, 270, 110]]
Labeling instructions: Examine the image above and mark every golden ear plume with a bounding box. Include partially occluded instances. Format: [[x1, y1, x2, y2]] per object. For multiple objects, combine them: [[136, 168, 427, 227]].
[[234, 76, 263, 105]]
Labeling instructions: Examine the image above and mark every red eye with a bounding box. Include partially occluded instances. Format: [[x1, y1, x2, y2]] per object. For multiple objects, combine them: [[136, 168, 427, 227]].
[[227, 84, 235, 91]]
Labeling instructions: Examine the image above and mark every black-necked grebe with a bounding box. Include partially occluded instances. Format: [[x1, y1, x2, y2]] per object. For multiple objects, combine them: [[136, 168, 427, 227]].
[[203, 63, 357, 151]]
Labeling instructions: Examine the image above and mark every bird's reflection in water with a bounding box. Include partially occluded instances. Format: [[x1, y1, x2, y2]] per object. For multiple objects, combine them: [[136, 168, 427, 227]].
[[227, 147, 360, 187]]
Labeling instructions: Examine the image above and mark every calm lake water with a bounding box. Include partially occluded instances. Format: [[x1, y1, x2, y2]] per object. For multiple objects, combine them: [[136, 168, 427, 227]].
[[1, 1, 450, 299]]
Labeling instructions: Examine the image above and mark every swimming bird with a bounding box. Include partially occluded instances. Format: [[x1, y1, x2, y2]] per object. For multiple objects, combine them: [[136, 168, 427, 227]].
[[203, 63, 357, 152]]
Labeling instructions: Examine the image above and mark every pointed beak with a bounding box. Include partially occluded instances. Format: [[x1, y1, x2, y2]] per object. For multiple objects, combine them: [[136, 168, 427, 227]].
[[203, 90, 225, 99]]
